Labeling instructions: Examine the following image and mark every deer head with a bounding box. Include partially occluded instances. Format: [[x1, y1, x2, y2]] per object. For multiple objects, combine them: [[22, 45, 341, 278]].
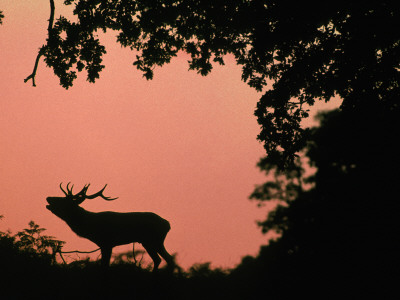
[[46, 183, 117, 219]]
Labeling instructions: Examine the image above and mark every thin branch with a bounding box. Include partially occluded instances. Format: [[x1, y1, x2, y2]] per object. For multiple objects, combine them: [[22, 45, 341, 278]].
[[24, 0, 55, 86], [58, 251, 67, 264], [57, 247, 101, 264], [61, 247, 101, 254], [24, 47, 44, 87]]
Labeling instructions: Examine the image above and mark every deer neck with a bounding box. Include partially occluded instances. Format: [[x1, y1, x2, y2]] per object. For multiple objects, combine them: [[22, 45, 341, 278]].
[[64, 206, 95, 238]]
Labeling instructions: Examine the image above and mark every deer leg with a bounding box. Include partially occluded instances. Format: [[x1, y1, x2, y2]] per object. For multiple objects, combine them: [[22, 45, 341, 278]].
[[100, 247, 112, 268], [156, 243, 175, 270], [142, 243, 161, 272]]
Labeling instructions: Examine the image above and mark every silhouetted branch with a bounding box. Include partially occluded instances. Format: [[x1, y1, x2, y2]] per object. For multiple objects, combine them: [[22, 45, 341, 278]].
[[48, 0, 55, 33], [132, 244, 145, 266], [61, 247, 101, 254], [57, 247, 101, 264], [24, 0, 55, 86], [24, 47, 45, 87]]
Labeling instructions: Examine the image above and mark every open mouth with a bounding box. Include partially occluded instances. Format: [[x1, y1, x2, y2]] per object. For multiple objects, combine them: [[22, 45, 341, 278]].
[[46, 198, 53, 207], [46, 199, 53, 210]]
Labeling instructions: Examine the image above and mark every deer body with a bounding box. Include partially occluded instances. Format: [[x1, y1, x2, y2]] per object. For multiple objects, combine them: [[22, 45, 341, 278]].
[[46, 183, 175, 271]]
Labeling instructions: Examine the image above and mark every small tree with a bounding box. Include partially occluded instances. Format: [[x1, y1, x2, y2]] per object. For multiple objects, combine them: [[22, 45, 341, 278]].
[[0, 217, 65, 265], [14, 221, 65, 263]]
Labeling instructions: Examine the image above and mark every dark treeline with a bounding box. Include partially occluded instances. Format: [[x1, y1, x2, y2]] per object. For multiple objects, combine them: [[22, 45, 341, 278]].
[[239, 107, 399, 299], [2, 108, 398, 299]]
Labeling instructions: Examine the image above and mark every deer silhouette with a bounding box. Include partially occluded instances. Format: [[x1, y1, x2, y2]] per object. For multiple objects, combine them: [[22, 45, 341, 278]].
[[46, 183, 175, 272]]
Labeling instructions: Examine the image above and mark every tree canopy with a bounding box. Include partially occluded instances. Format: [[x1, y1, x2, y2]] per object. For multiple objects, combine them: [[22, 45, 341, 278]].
[[252, 108, 399, 243], [4, 0, 400, 166], [246, 108, 399, 296]]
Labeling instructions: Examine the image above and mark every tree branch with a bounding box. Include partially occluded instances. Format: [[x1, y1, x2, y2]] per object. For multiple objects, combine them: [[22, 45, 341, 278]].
[[48, 0, 55, 33], [24, 0, 55, 86], [57, 247, 101, 264], [24, 47, 44, 87], [61, 247, 101, 254]]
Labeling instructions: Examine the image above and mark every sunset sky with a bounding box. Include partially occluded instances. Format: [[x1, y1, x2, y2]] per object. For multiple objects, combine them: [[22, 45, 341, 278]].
[[0, 1, 339, 269]]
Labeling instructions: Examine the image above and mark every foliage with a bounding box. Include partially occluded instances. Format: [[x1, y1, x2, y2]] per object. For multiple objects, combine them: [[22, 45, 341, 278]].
[[188, 262, 228, 278], [0, 218, 241, 299], [112, 249, 152, 270], [3, 205, 396, 298], [252, 107, 399, 241], [14, 220, 65, 258], [0, 218, 65, 264], [18, 0, 400, 167], [248, 108, 400, 297]]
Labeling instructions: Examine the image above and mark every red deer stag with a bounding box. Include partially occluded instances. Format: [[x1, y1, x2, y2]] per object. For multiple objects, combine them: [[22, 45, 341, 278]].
[[46, 183, 175, 272]]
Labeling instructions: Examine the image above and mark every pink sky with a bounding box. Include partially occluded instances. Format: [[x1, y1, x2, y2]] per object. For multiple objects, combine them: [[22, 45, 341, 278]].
[[0, 2, 339, 269]]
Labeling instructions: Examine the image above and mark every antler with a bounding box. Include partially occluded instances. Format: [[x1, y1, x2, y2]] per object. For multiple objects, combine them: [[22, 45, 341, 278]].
[[85, 184, 118, 201], [59, 183, 118, 204], [76, 184, 90, 197], [60, 182, 75, 196]]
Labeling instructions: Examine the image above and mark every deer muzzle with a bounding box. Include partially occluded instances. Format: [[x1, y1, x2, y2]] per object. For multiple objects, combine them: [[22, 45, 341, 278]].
[[46, 197, 57, 209]]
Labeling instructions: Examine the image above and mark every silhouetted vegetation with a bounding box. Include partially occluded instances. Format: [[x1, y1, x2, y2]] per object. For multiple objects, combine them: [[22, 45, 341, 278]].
[[14, 0, 399, 167], [246, 109, 399, 298], [0, 217, 233, 299]]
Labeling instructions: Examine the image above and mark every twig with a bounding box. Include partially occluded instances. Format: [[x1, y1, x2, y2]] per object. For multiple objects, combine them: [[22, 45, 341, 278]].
[[24, 48, 44, 87], [58, 250, 67, 264], [57, 247, 101, 264], [61, 247, 101, 254], [24, 0, 55, 86]]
